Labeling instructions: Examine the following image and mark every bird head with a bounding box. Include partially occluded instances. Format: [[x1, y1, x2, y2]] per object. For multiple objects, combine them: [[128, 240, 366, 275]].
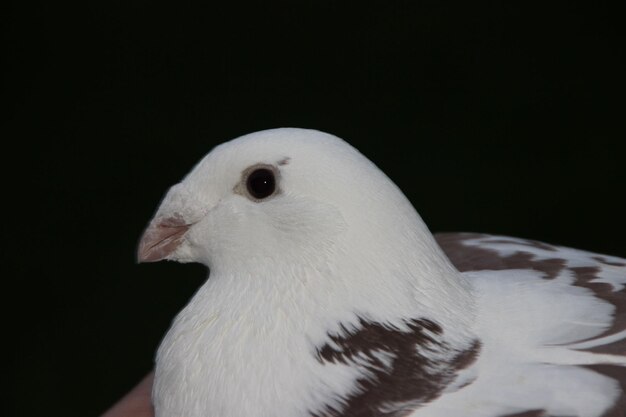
[[138, 128, 459, 293]]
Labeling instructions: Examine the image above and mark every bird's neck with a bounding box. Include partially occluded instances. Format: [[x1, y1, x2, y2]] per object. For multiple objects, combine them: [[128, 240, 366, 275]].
[[205, 239, 475, 339]]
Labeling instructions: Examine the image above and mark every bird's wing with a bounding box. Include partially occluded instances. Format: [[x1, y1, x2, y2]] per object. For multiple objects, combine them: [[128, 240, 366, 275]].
[[418, 232, 626, 417], [435, 232, 626, 351]]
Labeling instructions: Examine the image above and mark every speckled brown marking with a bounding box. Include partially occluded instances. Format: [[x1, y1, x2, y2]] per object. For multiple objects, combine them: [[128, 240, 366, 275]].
[[569, 266, 626, 351], [592, 256, 626, 267], [485, 238, 558, 252], [499, 410, 547, 417], [435, 233, 626, 417], [313, 317, 480, 417], [435, 233, 566, 279], [434, 232, 626, 356], [582, 365, 626, 417], [278, 157, 291, 166]]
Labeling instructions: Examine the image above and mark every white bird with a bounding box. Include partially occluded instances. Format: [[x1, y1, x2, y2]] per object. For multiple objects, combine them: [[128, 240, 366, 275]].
[[138, 128, 626, 417]]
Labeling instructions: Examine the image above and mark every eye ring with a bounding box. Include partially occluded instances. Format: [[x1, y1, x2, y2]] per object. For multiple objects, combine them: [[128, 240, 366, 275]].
[[242, 164, 279, 201]]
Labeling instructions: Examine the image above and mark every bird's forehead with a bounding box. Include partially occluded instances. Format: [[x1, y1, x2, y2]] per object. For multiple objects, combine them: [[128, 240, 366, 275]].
[[190, 128, 360, 179]]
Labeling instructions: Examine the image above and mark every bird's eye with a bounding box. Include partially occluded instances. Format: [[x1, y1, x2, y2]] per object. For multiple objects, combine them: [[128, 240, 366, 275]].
[[246, 168, 276, 200]]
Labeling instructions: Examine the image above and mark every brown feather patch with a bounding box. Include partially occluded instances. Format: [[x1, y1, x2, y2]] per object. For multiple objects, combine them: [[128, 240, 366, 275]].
[[313, 317, 480, 417], [435, 232, 626, 417]]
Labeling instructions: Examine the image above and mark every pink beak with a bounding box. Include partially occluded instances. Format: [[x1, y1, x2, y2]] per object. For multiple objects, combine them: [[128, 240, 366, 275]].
[[137, 216, 192, 263]]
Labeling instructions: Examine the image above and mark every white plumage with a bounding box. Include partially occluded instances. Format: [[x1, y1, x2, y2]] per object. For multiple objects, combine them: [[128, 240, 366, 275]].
[[139, 128, 625, 417]]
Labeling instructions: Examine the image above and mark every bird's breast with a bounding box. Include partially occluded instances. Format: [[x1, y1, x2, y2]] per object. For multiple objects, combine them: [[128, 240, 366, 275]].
[[152, 291, 369, 417]]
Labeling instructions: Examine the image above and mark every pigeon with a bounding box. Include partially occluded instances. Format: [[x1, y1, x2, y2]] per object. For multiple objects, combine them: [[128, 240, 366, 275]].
[[138, 128, 626, 417]]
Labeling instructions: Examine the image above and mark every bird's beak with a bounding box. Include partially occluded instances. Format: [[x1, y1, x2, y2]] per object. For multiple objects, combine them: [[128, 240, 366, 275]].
[[137, 216, 193, 263]]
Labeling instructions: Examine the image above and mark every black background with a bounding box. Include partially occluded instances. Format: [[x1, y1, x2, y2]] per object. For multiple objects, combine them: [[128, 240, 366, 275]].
[[9, 2, 625, 416]]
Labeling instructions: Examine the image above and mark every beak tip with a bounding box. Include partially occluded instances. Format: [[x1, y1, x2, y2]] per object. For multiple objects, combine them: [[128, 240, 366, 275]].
[[136, 241, 153, 264], [136, 248, 152, 264], [136, 217, 192, 264]]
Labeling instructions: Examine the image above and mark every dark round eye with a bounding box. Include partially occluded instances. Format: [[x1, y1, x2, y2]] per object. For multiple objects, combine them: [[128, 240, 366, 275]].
[[246, 168, 276, 200]]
